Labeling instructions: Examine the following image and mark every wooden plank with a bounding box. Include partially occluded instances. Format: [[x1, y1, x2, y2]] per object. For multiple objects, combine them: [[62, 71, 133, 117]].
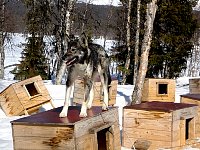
[[74, 108, 119, 138], [12, 124, 74, 137], [123, 109, 172, 120], [123, 127, 172, 142], [123, 117, 172, 131], [1, 97, 24, 116], [122, 137, 172, 150], [13, 136, 75, 150], [172, 107, 198, 121], [180, 119, 186, 146], [75, 134, 95, 150]]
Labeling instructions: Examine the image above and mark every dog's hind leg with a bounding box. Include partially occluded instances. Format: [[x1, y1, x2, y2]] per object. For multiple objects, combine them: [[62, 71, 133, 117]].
[[86, 81, 94, 109], [99, 73, 109, 110]]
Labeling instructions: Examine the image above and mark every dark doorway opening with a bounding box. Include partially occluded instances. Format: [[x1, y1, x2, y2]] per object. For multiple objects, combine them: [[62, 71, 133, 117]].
[[185, 118, 192, 140], [97, 127, 113, 150], [25, 82, 39, 97], [158, 83, 168, 94]]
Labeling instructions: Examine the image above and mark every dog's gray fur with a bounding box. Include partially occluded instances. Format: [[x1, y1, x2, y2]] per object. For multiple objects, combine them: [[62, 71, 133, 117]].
[[59, 34, 111, 117]]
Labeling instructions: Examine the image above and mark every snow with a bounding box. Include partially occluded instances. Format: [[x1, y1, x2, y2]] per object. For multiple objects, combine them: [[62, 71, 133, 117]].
[[0, 34, 199, 150], [0, 76, 196, 150], [78, 0, 122, 6]]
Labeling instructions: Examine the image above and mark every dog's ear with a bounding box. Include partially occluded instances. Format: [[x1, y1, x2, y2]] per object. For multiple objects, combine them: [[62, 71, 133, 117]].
[[79, 33, 88, 49]]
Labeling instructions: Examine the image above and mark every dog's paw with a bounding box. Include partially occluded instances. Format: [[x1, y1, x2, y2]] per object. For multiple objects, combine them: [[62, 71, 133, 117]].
[[79, 112, 87, 117], [87, 103, 92, 109], [59, 112, 68, 118], [102, 105, 108, 110]]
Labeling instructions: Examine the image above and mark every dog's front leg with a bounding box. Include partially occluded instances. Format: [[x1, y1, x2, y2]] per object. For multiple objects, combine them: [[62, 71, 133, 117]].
[[59, 85, 73, 117], [80, 80, 93, 117]]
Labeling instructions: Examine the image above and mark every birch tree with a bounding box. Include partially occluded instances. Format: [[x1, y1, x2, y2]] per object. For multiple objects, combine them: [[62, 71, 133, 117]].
[[121, 0, 132, 85], [56, 0, 76, 84], [187, 29, 200, 77], [0, 0, 5, 79], [132, 0, 157, 104], [133, 0, 141, 85]]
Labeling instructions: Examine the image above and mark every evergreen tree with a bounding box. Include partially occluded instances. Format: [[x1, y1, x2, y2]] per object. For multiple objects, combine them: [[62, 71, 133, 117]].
[[12, 35, 48, 80], [116, 0, 198, 83], [147, 0, 198, 78], [11, 0, 51, 80]]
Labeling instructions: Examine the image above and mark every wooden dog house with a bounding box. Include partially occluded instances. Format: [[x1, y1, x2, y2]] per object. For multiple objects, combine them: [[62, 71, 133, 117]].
[[142, 78, 175, 102], [122, 101, 198, 149], [0, 75, 54, 116], [181, 94, 200, 137], [11, 106, 121, 150], [189, 78, 200, 94], [73, 76, 118, 106]]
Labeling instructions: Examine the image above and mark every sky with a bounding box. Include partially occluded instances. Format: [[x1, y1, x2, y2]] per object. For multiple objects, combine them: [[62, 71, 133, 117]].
[[77, 0, 122, 6]]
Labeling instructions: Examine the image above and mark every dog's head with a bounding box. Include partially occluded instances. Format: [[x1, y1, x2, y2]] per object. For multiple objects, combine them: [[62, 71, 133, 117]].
[[62, 34, 90, 67]]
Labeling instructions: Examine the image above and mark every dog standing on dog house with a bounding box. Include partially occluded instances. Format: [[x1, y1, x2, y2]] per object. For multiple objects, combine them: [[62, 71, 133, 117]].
[[59, 34, 111, 118]]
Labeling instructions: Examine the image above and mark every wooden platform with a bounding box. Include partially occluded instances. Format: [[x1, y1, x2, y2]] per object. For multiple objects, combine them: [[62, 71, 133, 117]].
[[11, 106, 121, 150], [122, 101, 198, 150]]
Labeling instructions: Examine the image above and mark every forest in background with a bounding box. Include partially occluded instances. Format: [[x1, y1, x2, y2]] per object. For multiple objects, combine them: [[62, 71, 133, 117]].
[[1, 0, 200, 104], [2, 0, 200, 84], [4, 0, 121, 39]]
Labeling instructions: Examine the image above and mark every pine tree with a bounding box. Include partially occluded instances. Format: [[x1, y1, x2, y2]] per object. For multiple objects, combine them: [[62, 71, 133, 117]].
[[11, 0, 52, 80], [117, 0, 198, 83], [147, 0, 198, 78], [12, 35, 48, 80]]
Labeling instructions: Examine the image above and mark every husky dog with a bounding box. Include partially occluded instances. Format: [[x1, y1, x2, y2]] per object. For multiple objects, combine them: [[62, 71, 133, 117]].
[[59, 34, 111, 117]]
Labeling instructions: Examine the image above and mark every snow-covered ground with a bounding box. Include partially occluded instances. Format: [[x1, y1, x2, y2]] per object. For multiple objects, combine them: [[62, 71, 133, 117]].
[[0, 34, 199, 150], [77, 0, 122, 6], [0, 76, 197, 150]]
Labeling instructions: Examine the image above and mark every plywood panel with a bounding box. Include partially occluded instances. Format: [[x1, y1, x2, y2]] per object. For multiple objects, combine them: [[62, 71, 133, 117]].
[[75, 108, 119, 137], [172, 107, 198, 121], [73, 78, 118, 106], [123, 117, 172, 131], [122, 137, 172, 150], [123, 109, 172, 120], [189, 78, 200, 94], [13, 136, 75, 150], [123, 127, 172, 142]]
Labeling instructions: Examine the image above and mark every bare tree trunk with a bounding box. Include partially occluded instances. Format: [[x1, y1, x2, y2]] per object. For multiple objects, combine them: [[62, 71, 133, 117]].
[[0, 0, 5, 79], [132, 0, 157, 104], [187, 30, 200, 77], [133, 0, 141, 85], [56, 0, 75, 84], [121, 0, 132, 85]]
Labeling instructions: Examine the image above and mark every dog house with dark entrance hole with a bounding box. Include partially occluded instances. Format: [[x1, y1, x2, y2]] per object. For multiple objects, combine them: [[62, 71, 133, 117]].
[[0, 75, 54, 116], [122, 101, 198, 149], [142, 78, 175, 102], [11, 106, 121, 150]]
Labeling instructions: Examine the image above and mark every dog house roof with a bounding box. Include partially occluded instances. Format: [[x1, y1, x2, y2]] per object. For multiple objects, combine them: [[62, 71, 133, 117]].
[[124, 101, 197, 112], [181, 94, 200, 101], [11, 106, 116, 126]]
